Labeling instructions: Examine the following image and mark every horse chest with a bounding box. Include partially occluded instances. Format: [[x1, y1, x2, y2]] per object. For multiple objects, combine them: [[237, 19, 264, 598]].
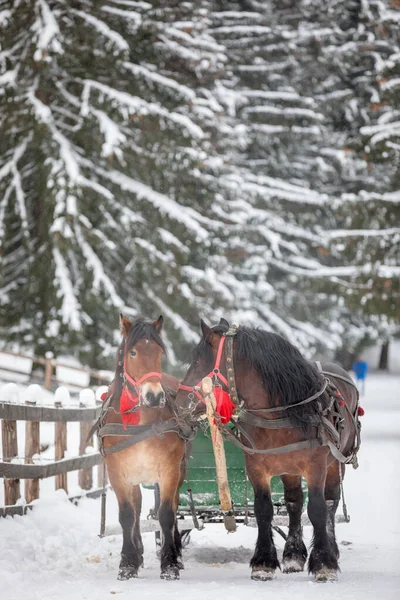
[[108, 443, 163, 486]]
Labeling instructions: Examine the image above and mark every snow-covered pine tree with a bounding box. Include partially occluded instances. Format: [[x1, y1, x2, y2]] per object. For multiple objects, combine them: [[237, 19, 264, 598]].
[[0, 0, 231, 365], [207, 0, 399, 354], [322, 0, 400, 335]]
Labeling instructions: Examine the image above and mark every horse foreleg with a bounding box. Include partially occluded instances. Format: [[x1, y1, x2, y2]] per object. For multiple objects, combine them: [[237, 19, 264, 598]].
[[131, 485, 144, 566], [158, 469, 181, 580], [107, 464, 143, 580], [305, 461, 339, 582], [117, 498, 142, 580], [281, 475, 307, 573], [325, 461, 341, 559], [248, 466, 279, 580]]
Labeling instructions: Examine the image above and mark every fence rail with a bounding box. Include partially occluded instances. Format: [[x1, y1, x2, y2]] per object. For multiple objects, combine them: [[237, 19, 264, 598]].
[[0, 350, 112, 389], [0, 392, 106, 513]]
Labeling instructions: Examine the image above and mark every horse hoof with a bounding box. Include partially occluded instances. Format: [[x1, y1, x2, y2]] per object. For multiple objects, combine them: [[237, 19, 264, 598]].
[[251, 567, 275, 581], [283, 558, 305, 573], [314, 568, 338, 582], [117, 567, 138, 581], [160, 566, 180, 581]]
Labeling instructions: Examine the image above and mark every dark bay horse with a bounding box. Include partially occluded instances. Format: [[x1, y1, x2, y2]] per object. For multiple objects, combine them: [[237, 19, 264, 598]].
[[100, 315, 186, 580], [177, 319, 361, 582]]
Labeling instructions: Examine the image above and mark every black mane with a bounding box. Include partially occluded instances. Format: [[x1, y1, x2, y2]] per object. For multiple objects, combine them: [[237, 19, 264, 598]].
[[192, 321, 325, 432], [113, 317, 166, 403]]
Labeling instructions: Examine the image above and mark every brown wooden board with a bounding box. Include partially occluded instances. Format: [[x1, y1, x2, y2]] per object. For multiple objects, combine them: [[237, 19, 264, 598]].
[[0, 402, 102, 422]]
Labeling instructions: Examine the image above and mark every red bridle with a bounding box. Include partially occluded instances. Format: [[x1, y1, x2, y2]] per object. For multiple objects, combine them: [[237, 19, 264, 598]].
[[123, 355, 162, 400], [178, 335, 228, 400]]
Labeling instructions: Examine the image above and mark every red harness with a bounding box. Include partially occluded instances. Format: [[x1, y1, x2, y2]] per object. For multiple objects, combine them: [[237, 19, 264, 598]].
[[178, 336, 235, 424]]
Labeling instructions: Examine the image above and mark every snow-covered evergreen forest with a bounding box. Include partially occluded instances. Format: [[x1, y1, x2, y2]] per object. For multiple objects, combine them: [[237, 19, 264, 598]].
[[0, 0, 399, 368]]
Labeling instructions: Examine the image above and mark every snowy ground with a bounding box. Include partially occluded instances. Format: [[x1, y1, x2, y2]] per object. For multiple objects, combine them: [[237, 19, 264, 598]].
[[1, 373, 399, 599]]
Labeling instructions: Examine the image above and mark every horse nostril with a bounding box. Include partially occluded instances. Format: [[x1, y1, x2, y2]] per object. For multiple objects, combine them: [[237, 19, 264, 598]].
[[145, 391, 156, 406]]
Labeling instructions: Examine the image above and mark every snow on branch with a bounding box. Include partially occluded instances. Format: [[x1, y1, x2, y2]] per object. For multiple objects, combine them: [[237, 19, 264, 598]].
[[91, 108, 126, 159], [150, 295, 200, 345], [52, 248, 81, 331], [71, 10, 129, 53], [244, 105, 324, 122], [0, 68, 17, 87], [241, 90, 316, 107], [257, 306, 299, 342], [123, 62, 196, 101], [107, 0, 151, 9], [221, 172, 326, 206], [11, 164, 30, 241], [268, 257, 398, 280], [287, 318, 341, 351], [327, 228, 400, 239], [74, 224, 124, 308], [27, 89, 80, 182], [341, 190, 400, 204], [0, 137, 30, 182], [33, 0, 62, 62], [163, 26, 225, 54], [101, 4, 142, 28], [81, 79, 203, 139], [88, 163, 209, 241], [360, 121, 400, 146]]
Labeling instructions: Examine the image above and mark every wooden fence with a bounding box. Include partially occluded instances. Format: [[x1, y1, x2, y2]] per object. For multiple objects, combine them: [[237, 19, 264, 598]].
[[0, 388, 107, 517], [0, 350, 112, 390]]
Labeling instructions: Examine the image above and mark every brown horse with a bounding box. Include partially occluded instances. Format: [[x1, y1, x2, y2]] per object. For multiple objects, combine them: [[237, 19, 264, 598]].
[[100, 315, 186, 580], [176, 319, 361, 582]]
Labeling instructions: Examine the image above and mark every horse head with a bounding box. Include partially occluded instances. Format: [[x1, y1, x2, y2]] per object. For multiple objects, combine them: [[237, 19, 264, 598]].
[[119, 314, 166, 408], [176, 318, 232, 419]]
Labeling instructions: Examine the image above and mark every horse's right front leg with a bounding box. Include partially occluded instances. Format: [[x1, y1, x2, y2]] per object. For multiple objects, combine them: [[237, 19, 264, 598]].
[[247, 461, 279, 580], [107, 463, 143, 580], [117, 500, 142, 580]]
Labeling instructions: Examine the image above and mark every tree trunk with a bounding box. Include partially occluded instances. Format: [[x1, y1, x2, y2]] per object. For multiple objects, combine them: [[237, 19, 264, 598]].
[[378, 340, 389, 370]]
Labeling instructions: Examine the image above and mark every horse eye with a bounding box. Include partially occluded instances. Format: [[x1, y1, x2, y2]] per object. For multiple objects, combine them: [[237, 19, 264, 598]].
[[130, 350, 137, 357]]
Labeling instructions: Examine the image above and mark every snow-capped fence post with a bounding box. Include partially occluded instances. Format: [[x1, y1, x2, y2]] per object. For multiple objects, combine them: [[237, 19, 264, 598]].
[[78, 390, 95, 490], [24, 385, 41, 504], [54, 387, 69, 493], [44, 352, 54, 390]]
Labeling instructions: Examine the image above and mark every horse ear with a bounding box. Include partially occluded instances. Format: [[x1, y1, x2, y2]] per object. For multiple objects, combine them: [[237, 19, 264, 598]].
[[219, 317, 230, 329], [120, 313, 132, 338], [152, 315, 164, 333], [200, 319, 213, 340]]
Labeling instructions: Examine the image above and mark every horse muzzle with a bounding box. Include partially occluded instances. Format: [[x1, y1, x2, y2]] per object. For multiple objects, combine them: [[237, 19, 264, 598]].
[[140, 383, 166, 408]]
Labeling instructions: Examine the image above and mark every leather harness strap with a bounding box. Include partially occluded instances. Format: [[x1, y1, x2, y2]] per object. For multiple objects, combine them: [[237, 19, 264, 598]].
[[98, 418, 195, 456]]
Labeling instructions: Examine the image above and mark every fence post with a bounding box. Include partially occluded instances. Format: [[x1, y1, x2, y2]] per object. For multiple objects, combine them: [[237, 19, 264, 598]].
[[24, 387, 41, 504], [1, 419, 21, 506], [44, 352, 54, 390], [54, 389, 68, 493], [78, 390, 95, 491]]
